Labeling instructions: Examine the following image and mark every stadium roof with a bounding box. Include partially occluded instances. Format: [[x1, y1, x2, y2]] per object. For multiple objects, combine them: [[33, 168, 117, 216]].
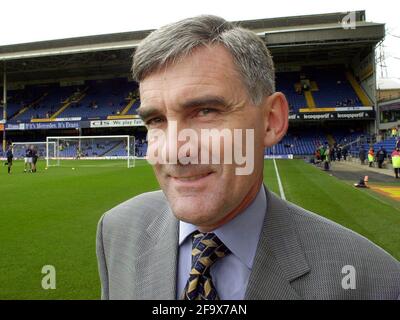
[[0, 10, 385, 83]]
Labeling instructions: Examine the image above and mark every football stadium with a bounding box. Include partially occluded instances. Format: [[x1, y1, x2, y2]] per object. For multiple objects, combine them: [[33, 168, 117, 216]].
[[0, 10, 399, 300]]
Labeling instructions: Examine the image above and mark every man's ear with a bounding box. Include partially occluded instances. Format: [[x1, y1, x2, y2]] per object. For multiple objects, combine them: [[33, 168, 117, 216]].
[[262, 92, 289, 148]]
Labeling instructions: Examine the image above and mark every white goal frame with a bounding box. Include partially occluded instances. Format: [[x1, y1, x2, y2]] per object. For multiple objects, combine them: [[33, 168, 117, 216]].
[[46, 135, 135, 168]]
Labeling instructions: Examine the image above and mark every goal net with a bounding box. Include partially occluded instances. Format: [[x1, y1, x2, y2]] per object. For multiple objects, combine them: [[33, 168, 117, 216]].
[[46, 135, 136, 168], [12, 141, 56, 160]]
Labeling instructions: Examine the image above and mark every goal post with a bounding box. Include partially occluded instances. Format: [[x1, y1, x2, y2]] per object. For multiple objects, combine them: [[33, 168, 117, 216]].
[[46, 135, 136, 168]]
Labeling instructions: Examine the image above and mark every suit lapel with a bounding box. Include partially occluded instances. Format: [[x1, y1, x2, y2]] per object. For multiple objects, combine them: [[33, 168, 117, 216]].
[[245, 187, 310, 300], [134, 201, 179, 299]]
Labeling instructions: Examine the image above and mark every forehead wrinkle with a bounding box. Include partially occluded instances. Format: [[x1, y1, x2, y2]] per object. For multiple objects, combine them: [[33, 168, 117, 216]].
[[141, 46, 242, 88], [139, 46, 251, 116]]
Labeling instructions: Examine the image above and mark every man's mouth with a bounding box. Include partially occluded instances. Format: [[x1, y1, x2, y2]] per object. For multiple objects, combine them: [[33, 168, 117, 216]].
[[172, 172, 213, 181]]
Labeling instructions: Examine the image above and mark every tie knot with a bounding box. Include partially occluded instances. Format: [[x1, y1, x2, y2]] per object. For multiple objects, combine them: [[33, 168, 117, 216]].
[[190, 232, 230, 276]]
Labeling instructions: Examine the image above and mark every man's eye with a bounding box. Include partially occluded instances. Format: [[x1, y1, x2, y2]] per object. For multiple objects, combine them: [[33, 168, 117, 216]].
[[197, 108, 216, 117], [146, 117, 164, 126]]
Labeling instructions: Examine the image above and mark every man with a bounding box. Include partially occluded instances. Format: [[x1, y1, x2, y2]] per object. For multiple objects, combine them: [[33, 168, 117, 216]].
[[31, 145, 38, 173], [5, 145, 13, 174], [336, 145, 342, 161], [24, 146, 31, 173], [96, 15, 400, 300], [354, 176, 368, 188], [359, 146, 366, 165], [368, 147, 374, 167], [342, 146, 348, 161], [376, 146, 387, 169], [392, 127, 398, 138], [391, 147, 400, 179], [324, 144, 330, 171]]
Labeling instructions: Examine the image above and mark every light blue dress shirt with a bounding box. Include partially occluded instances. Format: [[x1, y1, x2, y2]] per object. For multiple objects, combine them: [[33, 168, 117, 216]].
[[177, 184, 267, 300]]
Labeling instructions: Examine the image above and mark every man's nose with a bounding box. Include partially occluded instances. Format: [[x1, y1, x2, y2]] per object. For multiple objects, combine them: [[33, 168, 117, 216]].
[[165, 121, 199, 164]]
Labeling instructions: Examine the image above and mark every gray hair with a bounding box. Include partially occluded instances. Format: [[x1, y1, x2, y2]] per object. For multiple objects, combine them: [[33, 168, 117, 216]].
[[132, 15, 275, 105]]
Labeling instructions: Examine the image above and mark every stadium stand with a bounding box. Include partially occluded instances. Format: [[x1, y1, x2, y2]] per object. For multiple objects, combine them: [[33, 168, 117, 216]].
[[275, 72, 308, 113], [5, 78, 139, 121], [265, 130, 328, 156], [275, 68, 368, 112], [57, 78, 138, 119], [369, 137, 398, 154], [310, 68, 364, 108], [7, 86, 49, 121], [347, 136, 398, 158], [15, 85, 81, 121], [125, 99, 141, 116], [330, 128, 367, 145]]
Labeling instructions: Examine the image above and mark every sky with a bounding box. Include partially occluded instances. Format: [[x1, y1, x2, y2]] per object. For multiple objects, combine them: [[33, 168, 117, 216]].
[[0, 0, 398, 79]]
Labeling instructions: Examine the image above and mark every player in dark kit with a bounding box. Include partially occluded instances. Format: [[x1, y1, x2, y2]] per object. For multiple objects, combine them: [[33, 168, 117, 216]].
[[5, 145, 13, 174], [24, 147, 33, 173], [31, 146, 38, 173]]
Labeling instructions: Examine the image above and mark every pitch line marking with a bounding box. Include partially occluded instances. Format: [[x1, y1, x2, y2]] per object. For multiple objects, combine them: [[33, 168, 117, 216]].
[[273, 158, 286, 200]]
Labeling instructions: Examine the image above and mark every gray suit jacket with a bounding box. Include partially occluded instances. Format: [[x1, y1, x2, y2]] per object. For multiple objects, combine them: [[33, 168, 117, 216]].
[[96, 187, 400, 299]]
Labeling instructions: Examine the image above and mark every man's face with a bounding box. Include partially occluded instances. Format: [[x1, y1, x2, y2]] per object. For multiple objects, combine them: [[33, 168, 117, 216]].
[[139, 45, 284, 230]]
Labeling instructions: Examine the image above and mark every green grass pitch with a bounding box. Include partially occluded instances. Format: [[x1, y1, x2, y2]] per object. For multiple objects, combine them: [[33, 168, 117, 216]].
[[0, 159, 399, 299]]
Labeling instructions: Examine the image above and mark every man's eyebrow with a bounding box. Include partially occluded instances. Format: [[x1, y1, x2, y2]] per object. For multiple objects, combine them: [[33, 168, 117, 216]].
[[180, 95, 229, 109], [137, 106, 160, 121], [137, 95, 229, 120]]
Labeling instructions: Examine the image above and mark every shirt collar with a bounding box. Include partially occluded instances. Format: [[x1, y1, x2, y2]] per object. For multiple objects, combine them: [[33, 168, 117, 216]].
[[179, 183, 267, 269]]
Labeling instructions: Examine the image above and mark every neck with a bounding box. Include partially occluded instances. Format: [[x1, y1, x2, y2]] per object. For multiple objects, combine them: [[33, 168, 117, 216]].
[[198, 175, 263, 233]]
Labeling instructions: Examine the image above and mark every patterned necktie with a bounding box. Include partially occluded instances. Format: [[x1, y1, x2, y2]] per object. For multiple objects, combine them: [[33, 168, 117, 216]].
[[181, 231, 231, 300]]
